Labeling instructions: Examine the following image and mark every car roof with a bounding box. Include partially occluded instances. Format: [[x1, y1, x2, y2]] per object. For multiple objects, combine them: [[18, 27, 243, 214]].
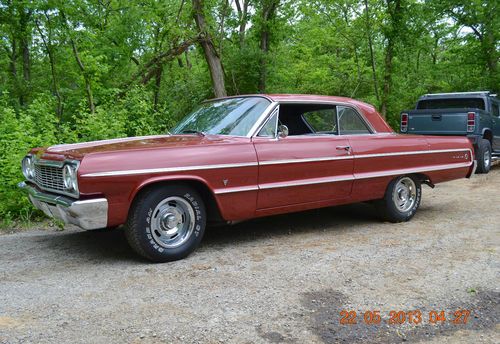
[[209, 93, 359, 103]]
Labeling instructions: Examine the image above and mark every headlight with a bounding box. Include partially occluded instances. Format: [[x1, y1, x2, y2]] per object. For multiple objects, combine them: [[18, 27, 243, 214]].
[[22, 155, 35, 180], [63, 164, 78, 192]]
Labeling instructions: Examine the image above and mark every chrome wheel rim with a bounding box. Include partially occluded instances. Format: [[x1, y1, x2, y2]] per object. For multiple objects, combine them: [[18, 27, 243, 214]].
[[392, 177, 417, 212], [150, 196, 195, 248], [484, 150, 491, 168]]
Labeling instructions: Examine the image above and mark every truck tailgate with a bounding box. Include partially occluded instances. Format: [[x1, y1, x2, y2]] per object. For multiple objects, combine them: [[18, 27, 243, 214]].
[[406, 110, 467, 135]]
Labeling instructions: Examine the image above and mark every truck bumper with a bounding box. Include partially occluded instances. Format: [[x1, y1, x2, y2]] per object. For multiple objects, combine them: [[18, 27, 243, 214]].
[[18, 182, 108, 230]]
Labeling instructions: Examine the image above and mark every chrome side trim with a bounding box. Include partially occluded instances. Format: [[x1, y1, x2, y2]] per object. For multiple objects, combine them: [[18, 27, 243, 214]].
[[81, 148, 472, 177], [259, 155, 353, 165], [81, 161, 258, 177], [259, 175, 354, 190], [214, 185, 259, 194], [354, 148, 472, 159], [214, 161, 473, 194], [259, 148, 471, 166], [354, 161, 473, 180]]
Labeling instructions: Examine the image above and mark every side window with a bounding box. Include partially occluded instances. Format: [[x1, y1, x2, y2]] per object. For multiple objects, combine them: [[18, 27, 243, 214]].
[[338, 106, 370, 135], [302, 108, 337, 134], [257, 110, 278, 137], [492, 101, 499, 117]]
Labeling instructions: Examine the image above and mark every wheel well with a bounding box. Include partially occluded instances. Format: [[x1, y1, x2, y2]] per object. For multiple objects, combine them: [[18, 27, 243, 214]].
[[131, 180, 225, 224], [410, 173, 433, 187], [483, 130, 493, 144]]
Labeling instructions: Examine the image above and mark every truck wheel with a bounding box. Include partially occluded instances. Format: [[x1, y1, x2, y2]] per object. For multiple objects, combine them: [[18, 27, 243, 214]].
[[475, 139, 491, 174], [125, 185, 206, 262], [376, 176, 421, 223]]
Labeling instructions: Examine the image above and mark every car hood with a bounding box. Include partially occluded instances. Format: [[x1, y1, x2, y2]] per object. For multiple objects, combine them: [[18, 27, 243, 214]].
[[40, 134, 247, 159]]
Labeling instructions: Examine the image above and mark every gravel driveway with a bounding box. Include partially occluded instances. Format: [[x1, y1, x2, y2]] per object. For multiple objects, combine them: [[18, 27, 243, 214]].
[[1, 166, 499, 344]]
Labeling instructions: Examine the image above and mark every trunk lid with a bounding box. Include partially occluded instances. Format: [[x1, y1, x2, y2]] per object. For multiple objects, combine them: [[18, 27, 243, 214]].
[[404, 109, 468, 135]]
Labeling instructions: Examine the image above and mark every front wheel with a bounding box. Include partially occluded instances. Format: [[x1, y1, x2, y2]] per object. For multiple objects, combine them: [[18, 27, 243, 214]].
[[376, 175, 422, 223], [125, 185, 206, 262]]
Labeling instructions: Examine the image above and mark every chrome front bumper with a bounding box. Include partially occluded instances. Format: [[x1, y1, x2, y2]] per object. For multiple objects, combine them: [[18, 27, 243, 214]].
[[18, 182, 108, 230]]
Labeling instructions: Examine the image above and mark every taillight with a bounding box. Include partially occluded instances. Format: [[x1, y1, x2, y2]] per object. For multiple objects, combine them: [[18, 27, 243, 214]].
[[401, 113, 408, 132], [467, 112, 475, 132]]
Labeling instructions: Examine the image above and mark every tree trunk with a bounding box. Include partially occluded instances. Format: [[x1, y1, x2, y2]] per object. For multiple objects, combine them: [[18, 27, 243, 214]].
[[18, 6, 32, 106], [235, 0, 249, 47], [483, 29, 498, 92], [35, 18, 63, 120], [192, 0, 227, 98], [61, 11, 95, 114], [153, 64, 163, 111], [380, 0, 402, 119], [70, 38, 95, 114], [364, 0, 380, 104], [258, 0, 279, 93]]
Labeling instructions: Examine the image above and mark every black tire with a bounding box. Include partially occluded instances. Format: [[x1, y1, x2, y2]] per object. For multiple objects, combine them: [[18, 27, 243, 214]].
[[475, 139, 491, 174], [376, 175, 422, 223], [125, 184, 206, 262]]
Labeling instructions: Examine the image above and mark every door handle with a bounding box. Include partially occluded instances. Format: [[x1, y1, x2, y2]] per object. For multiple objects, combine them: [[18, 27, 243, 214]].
[[336, 145, 351, 152]]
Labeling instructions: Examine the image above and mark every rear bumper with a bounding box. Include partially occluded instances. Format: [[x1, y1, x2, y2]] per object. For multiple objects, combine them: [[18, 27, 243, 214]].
[[466, 160, 477, 178], [18, 182, 108, 230]]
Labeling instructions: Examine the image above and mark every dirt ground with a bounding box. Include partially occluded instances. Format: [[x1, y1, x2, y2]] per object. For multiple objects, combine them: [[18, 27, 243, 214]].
[[1, 165, 499, 344]]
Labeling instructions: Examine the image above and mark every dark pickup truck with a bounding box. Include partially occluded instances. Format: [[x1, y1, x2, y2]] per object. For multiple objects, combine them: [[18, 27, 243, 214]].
[[401, 91, 500, 173]]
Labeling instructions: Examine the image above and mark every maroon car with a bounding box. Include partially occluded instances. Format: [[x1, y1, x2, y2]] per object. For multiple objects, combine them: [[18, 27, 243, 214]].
[[20, 95, 475, 262]]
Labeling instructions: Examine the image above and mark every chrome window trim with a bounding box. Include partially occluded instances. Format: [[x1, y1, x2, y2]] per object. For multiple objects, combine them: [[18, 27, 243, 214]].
[[202, 94, 274, 104], [337, 105, 373, 135], [273, 100, 378, 134], [247, 102, 279, 138], [256, 106, 280, 138]]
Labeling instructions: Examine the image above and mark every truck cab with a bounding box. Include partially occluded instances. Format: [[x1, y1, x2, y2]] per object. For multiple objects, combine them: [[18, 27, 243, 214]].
[[401, 91, 500, 173]]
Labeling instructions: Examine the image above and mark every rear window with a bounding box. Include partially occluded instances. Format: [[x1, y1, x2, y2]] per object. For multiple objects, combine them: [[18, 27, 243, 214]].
[[417, 98, 485, 110]]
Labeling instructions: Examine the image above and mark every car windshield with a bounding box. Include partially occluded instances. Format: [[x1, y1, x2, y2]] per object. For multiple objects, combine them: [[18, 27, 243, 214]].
[[172, 97, 271, 136]]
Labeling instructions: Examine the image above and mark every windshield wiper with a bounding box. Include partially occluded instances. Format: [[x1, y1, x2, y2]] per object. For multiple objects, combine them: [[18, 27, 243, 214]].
[[179, 130, 206, 136]]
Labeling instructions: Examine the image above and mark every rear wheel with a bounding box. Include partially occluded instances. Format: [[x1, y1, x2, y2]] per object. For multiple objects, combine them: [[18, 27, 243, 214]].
[[125, 185, 206, 262], [376, 175, 422, 223], [475, 139, 491, 174]]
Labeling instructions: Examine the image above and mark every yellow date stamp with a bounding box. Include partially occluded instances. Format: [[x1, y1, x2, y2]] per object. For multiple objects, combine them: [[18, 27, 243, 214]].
[[339, 309, 471, 325]]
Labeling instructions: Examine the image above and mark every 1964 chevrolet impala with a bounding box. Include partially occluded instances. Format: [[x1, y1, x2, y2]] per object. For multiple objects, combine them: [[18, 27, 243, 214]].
[[20, 95, 475, 262]]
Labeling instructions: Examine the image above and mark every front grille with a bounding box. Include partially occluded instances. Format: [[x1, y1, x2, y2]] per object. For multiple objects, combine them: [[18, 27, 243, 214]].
[[34, 164, 65, 193]]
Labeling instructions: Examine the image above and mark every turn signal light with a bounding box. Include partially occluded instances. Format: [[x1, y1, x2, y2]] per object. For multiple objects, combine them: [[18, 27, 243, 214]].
[[401, 113, 408, 132], [467, 112, 475, 133]]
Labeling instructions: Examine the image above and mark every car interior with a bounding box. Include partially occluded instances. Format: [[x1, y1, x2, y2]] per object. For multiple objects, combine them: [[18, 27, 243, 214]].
[[258, 103, 371, 137]]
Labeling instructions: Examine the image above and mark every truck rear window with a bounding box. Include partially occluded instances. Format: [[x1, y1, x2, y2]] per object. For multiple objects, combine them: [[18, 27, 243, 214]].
[[417, 98, 485, 110]]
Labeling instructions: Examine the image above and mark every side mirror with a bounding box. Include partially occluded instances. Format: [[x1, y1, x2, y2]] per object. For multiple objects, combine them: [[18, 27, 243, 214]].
[[278, 124, 289, 138]]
